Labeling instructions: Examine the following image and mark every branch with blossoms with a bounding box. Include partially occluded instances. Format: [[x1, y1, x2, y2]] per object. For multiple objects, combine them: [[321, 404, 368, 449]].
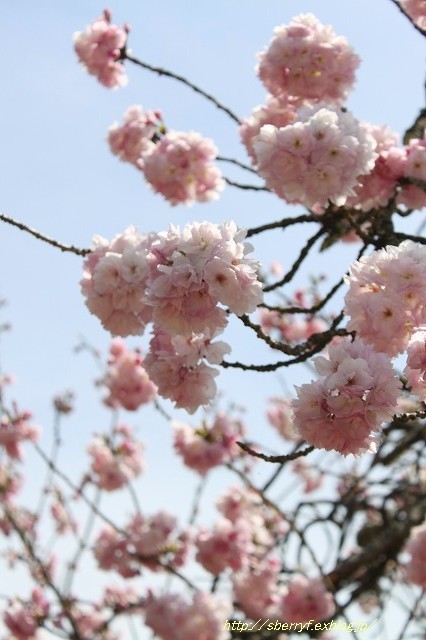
[[2, 3, 426, 640]]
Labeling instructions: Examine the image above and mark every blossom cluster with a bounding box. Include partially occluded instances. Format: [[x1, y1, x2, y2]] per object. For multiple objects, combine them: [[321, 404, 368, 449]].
[[172, 412, 245, 474], [108, 106, 164, 167], [402, 523, 426, 587], [266, 397, 301, 442], [254, 105, 377, 210], [102, 339, 157, 411], [239, 12, 426, 215], [348, 133, 426, 213], [87, 424, 144, 491], [234, 561, 335, 624], [108, 107, 224, 206], [259, 286, 328, 345], [0, 409, 40, 460], [82, 222, 263, 412], [404, 331, 426, 399], [4, 588, 49, 640], [195, 485, 288, 577], [94, 510, 189, 578], [257, 13, 360, 105], [143, 591, 231, 640], [291, 339, 401, 455], [345, 240, 426, 356], [73, 10, 128, 89]]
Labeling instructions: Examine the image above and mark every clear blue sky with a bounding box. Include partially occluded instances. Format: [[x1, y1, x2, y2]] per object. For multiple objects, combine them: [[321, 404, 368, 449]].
[[0, 1, 424, 636]]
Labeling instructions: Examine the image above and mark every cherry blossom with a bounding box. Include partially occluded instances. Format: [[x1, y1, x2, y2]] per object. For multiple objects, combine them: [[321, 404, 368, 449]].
[[400, 0, 426, 29], [403, 331, 426, 398], [102, 339, 157, 410], [254, 105, 377, 210], [81, 226, 156, 337], [172, 412, 245, 474], [195, 518, 253, 574], [278, 575, 335, 623], [143, 591, 231, 640], [142, 131, 224, 205], [233, 556, 282, 620], [87, 425, 144, 491], [74, 10, 128, 89], [402, 523, 426, 587], [108, 105, 164, 167], [257, 13, 360, 105], [266, 397, 301, 442], [292, 339, 401, 455], [345, 240, 426, 356], [397, 137, 426, 210], [3, 588, 49, 640], [144, 330, 223, 413], [240, 95, 297, 164], [0, 409, 40, 460], [347, 124, 403, 211]]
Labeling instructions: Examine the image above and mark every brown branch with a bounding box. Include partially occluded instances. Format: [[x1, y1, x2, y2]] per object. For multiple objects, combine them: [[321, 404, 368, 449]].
[[224, 177, 270, 191], [389, 0, 426, 37], [246, 213, 318, 238], [123, 51, 241, 125], [0, 213, 90, 257], [237, 441, 314, 463]]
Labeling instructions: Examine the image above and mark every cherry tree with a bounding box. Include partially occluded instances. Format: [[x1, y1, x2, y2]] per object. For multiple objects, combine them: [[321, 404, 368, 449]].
[[0, 2, 426, 639]]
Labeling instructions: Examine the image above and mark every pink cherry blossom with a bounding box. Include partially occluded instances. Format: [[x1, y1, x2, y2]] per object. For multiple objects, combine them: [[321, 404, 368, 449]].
[[402, 523, 426, 587], [292, 339, 401, 455], [0, 409, 40, 460], [254, 105, 377, 210], [292, 459, 324, 493], [102, 339, 157, 410], [4, 588, 49, 640], [0, 464, 23, 503], [144, 330, 222, 413], [81, 226, 156, 337], [65, 607, 118, 640], [278, 575, 335, 623], [195, 518, 253, 574], [94, 525, 139, 578], [102, 585, 141, 612], [94, 510, 188, 577], [108, 106, 163, 167], [50, 494, 78, 535], [240, 95, 297, 164], [146, 220, 263, 329], [348, 124, 403, 211], [397, 137, 426, 210], [400, 0, 426, 29], [260, 307, 327, 345], [345, 240, 426, 356], [144, 591, 231, 640], [142, 131, 224, 205], [404, 330, 426, 398], [257, 13, 360, 105], [172, 412, 245, 474], [87, 425, 144, 491], [233, 556, 282, 620], [216, 485, 288, 546], [74, 10, 128, 89], [266, 397, 301, 442]]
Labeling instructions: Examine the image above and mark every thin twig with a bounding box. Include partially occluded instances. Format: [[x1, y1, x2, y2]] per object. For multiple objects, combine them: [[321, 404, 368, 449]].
[[217, 155, 258, 174], [0, 213, 90, 256], [124, 52, 241, 125], [224, 177, 270, 191], [237, 441, 314, 463]]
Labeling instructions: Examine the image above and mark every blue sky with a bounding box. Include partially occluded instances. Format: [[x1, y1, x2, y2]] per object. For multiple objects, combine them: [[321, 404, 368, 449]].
[[0, 0, 424, 635]]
